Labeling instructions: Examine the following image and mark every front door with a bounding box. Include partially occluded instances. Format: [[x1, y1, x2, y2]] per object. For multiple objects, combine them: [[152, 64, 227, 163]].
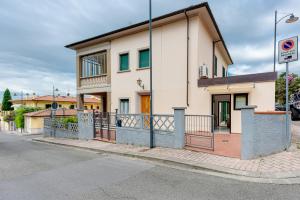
[[212, 94, 231, 133], [140, 95, 150, 128], [140, 95, 150, 114]]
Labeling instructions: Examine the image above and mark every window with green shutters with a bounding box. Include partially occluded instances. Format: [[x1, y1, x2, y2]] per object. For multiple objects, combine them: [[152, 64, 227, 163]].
[[139, 49, 149, 68], [214, 56, 218, 77], [119, 53, 129, 71], [222, 66, 226, 77]]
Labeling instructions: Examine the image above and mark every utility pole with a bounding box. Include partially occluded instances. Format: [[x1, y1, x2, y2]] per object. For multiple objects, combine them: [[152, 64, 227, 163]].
[[149, 0, 154, 148]]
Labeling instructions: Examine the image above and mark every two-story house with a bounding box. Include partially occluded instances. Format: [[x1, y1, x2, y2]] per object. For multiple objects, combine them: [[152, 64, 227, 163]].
[[65, 2, 276, 134]]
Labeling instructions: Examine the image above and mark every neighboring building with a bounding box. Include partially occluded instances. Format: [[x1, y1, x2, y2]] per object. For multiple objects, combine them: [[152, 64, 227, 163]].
[[65, 2, 276, 134], [24, 109, 77, 134], [11, 95, 101, 110]]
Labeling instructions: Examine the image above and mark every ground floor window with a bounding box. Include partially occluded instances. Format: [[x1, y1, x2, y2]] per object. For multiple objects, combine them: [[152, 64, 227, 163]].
[[234, 93, 248, 110], [120, 99, 129, 114]]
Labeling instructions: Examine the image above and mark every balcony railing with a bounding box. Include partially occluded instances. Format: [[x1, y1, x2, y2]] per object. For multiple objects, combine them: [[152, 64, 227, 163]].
[[79, 75, 109, 89]]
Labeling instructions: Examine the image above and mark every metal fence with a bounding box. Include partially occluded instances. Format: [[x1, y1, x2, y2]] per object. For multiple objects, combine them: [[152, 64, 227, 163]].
[[93, 111, 116, 142], [44, 118, 78, 133], [116, 113, 175, 133], [185, 115, 214, 150]]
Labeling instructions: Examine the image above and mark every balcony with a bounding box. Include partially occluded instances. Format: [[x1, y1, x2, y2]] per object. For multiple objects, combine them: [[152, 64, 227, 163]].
[[78, 75, 110, 94], [77, 51, 111, 94]]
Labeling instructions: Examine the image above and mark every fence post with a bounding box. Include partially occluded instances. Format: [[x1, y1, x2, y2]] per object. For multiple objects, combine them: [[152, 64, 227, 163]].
[[241, 105, 257, 160], [173, 107, 186, 149]]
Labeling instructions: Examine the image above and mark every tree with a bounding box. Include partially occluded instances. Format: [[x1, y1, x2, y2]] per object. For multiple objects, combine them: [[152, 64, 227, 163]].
[[1, 89, 13, 111], [14, 106, 41, 129], [275, 72, 300, 104]]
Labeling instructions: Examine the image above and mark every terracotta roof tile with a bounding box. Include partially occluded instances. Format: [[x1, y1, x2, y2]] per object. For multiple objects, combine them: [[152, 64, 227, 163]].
[[24, 109, 77, 117], [11, 95, 100, 103]]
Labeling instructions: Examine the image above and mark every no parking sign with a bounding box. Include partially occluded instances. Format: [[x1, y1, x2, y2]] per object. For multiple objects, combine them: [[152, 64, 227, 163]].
[[278, 36, 298, 64]]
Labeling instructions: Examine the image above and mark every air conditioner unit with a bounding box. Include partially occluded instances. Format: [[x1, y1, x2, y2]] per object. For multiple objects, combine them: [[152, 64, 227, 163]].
[[199, 65, 208, 79]]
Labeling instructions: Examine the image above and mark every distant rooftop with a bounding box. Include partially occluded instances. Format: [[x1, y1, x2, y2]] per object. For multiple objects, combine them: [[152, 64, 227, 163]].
[[24, 109, 77, 117], [10, 95, 100, 104]]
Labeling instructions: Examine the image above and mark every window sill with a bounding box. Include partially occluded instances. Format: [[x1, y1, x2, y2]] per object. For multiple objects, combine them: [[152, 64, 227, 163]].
[[136, 67, 150, 71], [117, 70, 131, 73]]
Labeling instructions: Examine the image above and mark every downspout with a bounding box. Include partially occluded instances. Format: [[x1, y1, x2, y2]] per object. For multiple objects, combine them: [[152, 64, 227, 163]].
[[184, 10, 190, 107], [212, 40, 221, 79]]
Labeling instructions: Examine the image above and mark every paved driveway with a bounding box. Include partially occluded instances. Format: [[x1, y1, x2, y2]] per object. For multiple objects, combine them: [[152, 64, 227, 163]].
[[292, 121, 300, 143], [0, 133, 300, 200]]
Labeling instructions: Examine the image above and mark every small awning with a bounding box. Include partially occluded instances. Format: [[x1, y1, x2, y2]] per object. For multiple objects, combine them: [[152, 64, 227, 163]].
[[207, 83, 255, 94]]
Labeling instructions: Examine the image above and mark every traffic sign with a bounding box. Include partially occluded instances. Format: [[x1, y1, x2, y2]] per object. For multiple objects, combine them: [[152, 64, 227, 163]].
[[51, 102, 58, 110], [278, 36, 298, 64]]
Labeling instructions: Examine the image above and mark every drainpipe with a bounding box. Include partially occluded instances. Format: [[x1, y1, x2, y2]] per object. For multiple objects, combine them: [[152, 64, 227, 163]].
[[212, 40, 221, 79], [184, 10, 190, 107]]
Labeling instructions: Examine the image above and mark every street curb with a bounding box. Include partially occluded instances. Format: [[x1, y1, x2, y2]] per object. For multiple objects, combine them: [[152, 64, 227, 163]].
[[32, 138, 300, 185]]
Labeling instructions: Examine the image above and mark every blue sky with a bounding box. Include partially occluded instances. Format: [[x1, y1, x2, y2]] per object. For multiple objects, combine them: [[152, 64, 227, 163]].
[[0, 0, 299, 98]]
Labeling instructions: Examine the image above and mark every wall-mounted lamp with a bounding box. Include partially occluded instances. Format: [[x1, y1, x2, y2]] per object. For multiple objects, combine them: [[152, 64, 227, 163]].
[[137, 78, 145, 90]]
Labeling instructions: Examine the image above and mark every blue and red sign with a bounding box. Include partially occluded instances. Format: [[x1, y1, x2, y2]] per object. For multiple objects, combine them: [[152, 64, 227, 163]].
[[278, 36, 298, 64], [281, 40, 295, 51]]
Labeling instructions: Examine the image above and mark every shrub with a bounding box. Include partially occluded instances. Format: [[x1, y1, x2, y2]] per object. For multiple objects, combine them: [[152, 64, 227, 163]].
[[59, 116, 78, 128], [14, 106, 41, 128]]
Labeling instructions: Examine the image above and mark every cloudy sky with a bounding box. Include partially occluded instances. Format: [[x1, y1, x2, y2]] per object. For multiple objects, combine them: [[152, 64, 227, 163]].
[[0, 0, 299, 97]]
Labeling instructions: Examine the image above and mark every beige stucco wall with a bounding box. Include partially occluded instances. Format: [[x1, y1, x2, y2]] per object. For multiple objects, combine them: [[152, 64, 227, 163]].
[[73, 13, 275, 134], [208, 81, 275, 133], [24, 116, 44, 133], [13, 100, 99, 110], [110, 15, 229, 114]]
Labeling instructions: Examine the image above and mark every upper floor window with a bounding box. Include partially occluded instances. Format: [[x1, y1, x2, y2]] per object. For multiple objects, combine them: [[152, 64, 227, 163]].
[[222, 66, 226, 77], [119, 53, 129, 71], [214, 56, 218, 77], [80, 52, 107, 78], [139, 49, 149, 68]]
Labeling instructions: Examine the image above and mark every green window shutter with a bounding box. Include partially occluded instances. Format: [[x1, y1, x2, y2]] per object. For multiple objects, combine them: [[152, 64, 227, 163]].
[[222, 67, 226, 77], [214, 56, 218, 76], [119, 53, 129, 71], [139, 49, 149, 68]]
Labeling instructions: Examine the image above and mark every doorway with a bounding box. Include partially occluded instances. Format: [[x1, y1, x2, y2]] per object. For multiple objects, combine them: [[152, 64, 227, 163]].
[[140, 95, 150, 128], [212, 94, 231, 133], [140, 95, 150, 114]]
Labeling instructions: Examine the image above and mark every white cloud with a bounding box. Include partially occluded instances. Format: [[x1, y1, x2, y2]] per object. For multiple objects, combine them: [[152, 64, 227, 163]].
[[230, 42, 274, 63]]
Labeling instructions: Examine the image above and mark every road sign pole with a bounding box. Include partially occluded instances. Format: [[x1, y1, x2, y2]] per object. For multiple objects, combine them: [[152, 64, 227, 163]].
[[285, 62, 289, 149]]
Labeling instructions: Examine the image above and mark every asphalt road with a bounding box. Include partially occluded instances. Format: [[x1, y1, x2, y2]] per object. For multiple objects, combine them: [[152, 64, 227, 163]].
[[0, 133, 300, 200]]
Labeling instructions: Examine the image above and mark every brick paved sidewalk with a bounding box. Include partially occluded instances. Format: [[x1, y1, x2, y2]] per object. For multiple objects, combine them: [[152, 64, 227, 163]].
[[33, 137, 300, 179]]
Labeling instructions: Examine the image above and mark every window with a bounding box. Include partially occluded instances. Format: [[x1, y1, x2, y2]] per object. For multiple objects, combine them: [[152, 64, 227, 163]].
[[120, 99, 129, 114], [214, 56, 218, 77], [234, 94, 248, 110], [59, 104, 62, 108], [222, 66, 226, 77], [91, 105, 93, 109], [45, 104, 51, 109], [69, 105, 75, 109], [139, 49, 149, 68], [81, 52, 107, 78], [119, 53, 129, 71]]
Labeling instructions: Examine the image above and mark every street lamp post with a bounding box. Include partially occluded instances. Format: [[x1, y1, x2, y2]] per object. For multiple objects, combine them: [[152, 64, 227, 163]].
[[51, 86, 59, 137], [273, 11, 298, 72], [149, 0, 154, 148]]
